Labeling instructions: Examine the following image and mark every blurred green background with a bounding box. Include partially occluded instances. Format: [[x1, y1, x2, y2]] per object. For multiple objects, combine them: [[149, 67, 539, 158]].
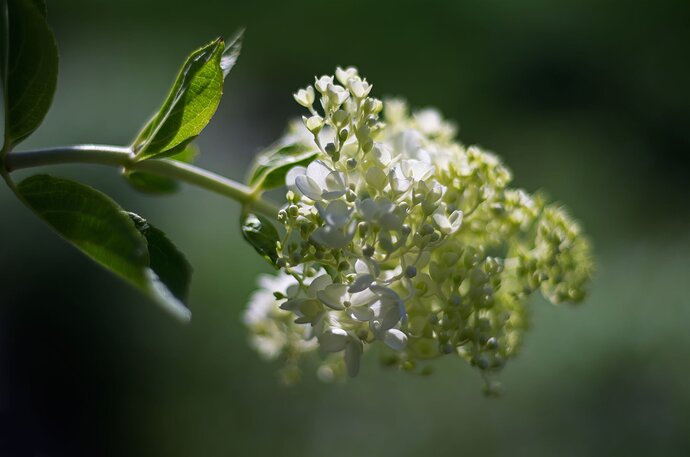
[[2, 0, 690, 455]]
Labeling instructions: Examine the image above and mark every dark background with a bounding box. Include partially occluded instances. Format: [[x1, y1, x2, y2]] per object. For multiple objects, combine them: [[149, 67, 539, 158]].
[[1, 0, 690, 455]]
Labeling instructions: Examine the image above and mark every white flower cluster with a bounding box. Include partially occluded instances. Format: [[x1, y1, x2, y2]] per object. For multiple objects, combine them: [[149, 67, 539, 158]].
[[243, 67, 593, 388]]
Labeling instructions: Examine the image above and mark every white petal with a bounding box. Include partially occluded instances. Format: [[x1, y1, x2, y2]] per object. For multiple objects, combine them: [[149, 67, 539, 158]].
[[321, 189, 346, 200], [306, 160, 332, 187], [327, 84, 350, 104], [325, 171, 346, 192], [356, 198, 379, 222], [348, 77, 371, 98], [432, 212, 451, 234], [295, 175, 323, 201], [365, 166, 388, 190], [315, 75, 333, 93], [318, 200, 351, 228], [389, 169, 411, 193], [399, 130, 422, 158], [379, 212, 402, 231], [307, 274, 333, 298], [335, 66, 358, 85], [374, 307, 402, 331], [311, 226, 351, 249], [383, 329, 408, 351], [279, 297, 307, 311], [371, 143, 392, 167], [347, 305, 375, 322], [448, 210, 463, 233], [317, 284, 348, 310], [370, 285, 401, 303], [348, 274, 374, 293], [344, 338, 363, 377], [349, 288, 378, 307], [319, 328, 348, 352], [414, 109, 443, 135], [296, 299, 323, 319], [286, 165, 306, 191], [402, 159, 434, 181]]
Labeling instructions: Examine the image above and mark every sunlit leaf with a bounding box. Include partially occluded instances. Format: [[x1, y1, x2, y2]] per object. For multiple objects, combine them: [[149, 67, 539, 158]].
[[132, 38, 224, 160]]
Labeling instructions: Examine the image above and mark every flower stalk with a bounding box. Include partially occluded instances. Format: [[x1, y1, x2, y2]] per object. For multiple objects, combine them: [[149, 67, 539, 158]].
[[3, 145, 280, 217]]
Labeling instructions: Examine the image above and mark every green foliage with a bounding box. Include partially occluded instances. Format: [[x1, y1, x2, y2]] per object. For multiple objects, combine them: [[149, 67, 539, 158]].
[[247, 141, 318, 191], [1, 0, 58, 149], [128, 212, 192, 301], [131, 38, 225, 160], [17, 174, 191, 321], [241, 212, 280, 265], [125, 143, 199, 194], [220, 28, 243, 78]]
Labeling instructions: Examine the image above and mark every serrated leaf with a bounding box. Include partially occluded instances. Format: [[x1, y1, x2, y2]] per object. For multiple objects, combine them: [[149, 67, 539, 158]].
[[128, 213, 192, 301], [17, 174, 191, 321], [241, 212, 279, 265], [125, 143, 199, 194], [248, 141, 318, 191], [132, 38, 224, 160], [1, 0, 58, 149]]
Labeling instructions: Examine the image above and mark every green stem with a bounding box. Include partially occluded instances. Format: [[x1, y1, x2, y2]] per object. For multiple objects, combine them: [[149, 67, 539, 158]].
[[3, 144, 280, 217]]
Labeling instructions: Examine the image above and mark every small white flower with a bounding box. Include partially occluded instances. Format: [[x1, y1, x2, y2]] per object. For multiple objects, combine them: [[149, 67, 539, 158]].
[[326, 83, 350, 106], [347, 76, 372, 99], [315, 75, 334, 93], [244, 66, 593, 385], [414, 108, 443, 135], [401, 159, 434, 181], [369, 285, 406, 331], [432, 207, 463, 234], [316, 200, 352, 229], [294, 160, 346, 201], [317, 282, 377, 316], [303, 115, 324, 134], [293, 86, 315, 108], [335, 66, 358, 85]]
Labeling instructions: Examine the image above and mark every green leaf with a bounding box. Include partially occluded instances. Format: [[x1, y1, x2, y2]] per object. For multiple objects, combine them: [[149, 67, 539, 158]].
[[220, 28, 243, 78], [1, 0, 58, 149], [17, 174, 191, 321], [125, 143, 199, 194], [247, 140, 318, 191], [132, 38, 225, 160], [128, 213, 192, 301], [241, 212, 280, 265]]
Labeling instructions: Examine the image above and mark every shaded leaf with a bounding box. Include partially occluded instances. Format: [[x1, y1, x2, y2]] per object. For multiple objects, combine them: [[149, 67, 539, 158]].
[[125, 143, 199, 194], [129, 213, 192, 301], [248, 141, 318, 191], [132, 38, 224, 160], [1, 0, 58, 148], [17, 174, 191, 321], [241, 212, 279, 265]]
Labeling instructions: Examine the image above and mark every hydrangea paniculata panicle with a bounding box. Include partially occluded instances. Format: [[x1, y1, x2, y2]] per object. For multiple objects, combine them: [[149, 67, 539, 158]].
[[243, 67, 593, 391]]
